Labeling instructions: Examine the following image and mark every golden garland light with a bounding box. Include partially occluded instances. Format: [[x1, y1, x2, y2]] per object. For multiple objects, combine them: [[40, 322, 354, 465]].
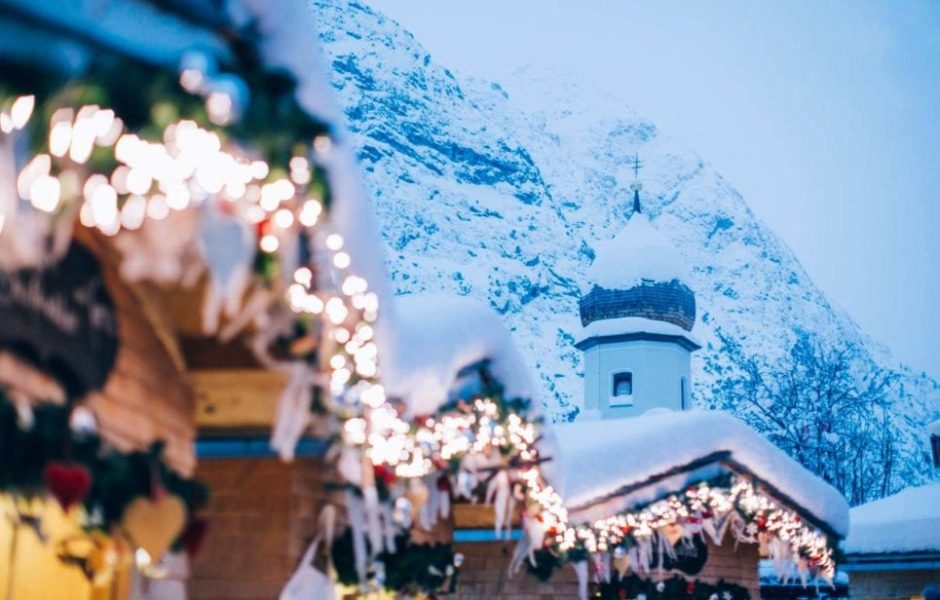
[[306, 271, 840, 589], [2, 80, 839, 598], [3, 91, 327, 257], [309, 306, 838, 588]]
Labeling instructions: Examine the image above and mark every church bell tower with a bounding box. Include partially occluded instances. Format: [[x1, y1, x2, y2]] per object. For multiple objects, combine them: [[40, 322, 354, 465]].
[[577, 167, 700, 420]]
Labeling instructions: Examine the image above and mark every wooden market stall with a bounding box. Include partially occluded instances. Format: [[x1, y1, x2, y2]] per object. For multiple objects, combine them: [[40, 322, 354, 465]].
[[161, 292, 339, 600], [0, 228, 196, 599], [0, 1, 379, 598], [842, 482, 940, 599]]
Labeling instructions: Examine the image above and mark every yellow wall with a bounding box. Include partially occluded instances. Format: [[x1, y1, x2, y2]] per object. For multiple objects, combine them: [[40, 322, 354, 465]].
[[0, 495, 130, 600]]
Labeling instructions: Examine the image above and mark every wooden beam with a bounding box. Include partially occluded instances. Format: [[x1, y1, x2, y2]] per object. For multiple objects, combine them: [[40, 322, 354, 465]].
[[190, 369, 288, 433], [453, 502, 521, 530]]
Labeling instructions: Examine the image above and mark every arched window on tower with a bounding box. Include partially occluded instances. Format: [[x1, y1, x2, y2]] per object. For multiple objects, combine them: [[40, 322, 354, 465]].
[[680, 376, 688, 410], [612, 371, 633, 401]]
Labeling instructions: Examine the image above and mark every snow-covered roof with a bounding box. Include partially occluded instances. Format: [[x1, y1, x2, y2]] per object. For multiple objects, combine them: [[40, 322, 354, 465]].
[[383, 294, 538, 418], [929, 420, 940, 436], [584, 213, 688, 294], [844, 484, 940, 556], [547, 410, 849, 538], [575, 316, 701, 349]]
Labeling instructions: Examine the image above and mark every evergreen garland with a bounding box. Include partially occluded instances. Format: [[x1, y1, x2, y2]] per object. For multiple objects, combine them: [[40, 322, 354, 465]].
[[331, 529, 459, 596], [595, 573, 751, 600], [0, 389, 207, 539]]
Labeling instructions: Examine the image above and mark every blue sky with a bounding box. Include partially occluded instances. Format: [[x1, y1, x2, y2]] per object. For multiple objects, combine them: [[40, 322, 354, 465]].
[[368, 0, 940, 378]]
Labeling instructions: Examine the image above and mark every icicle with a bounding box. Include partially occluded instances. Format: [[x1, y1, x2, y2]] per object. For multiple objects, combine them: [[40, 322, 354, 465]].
[[508, 526, 530, 576], [270, 364, 314, 460], [361, 460, 384, 556], [797, 557, 810, 588], [219, 288, 271, 342], [729, 513, 763, 549], [596, 552, 611, 583], [655, 532, 670, 575], [439, 485, 451, 519], [380, 502, 396, 554], [408, 478, 430, 531], [506, 489, 518, 541], [421, 476, 438, 531], [713, 512, 733, 545], [657, 530, 677, 561], [572, 560, 589, 600], [634, 537, 653, 574], [703, 516, 721, 545], [345, 491, 368, 582], [319, 505, 336, 544], [197, 199, 254, 335], [455, 469, 476, 500], [509, 510, 551, 577], [628, 546, 640, 576], [336, 447, 363, 485], [486, 471, 511, 538]]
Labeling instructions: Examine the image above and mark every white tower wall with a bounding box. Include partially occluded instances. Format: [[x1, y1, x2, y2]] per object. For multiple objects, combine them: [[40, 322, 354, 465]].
[[581, 336, 692, 419]]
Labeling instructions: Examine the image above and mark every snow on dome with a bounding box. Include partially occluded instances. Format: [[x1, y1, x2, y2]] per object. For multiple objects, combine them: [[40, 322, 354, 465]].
[[929, 419, 940, 436], [584, 213, 688, 294], [383, 294, 538, 418], [547, 410, 849, 537], [844, 483, 940, 555]]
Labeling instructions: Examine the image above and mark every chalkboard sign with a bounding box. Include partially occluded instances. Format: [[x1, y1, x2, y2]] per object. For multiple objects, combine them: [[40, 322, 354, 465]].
[[0, 243, 118, 396], [650, 535, 709, 576]]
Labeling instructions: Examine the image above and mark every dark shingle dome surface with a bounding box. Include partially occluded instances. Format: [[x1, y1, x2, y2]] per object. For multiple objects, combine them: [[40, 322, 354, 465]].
[[579, 280, 696, 331], [581, 205, 696, 331]]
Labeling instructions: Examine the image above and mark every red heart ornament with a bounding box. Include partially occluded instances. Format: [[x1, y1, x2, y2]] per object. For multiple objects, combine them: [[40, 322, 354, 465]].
[[43, 462, 92, 511]]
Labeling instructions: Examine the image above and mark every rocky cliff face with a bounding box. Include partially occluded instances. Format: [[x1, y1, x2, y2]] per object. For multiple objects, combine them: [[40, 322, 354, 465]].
[[312, 0, 938, 489]]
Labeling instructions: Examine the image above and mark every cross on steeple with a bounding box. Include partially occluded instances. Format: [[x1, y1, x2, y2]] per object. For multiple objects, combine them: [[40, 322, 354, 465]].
[[630, 153, 642, 179], [629, 153, 643, 216]]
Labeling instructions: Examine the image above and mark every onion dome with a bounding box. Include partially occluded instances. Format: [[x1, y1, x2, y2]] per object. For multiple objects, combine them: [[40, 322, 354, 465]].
[[579, 184, 696, 331]]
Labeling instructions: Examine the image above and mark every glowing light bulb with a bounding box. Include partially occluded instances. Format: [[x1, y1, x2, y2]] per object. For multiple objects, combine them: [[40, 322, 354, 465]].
[[250, 160, 269, 180], [147, 195, 170, 221], [29, 176, 60, 213], [49, 109, 74, 157], [273, 208, 294, 229], [325, 233, 344, 250], [260, 234, 279, 253], [10, 95, 34, 129], [293, 267, 313, 287], [361, 385, 386, 408], [90, 183, 118, 229], [206, 92, 233, 125], [121, 195, 147, 230], [333, 252, 351, 269], [325, 297, 348, 324], [124, 168, 151, 195]]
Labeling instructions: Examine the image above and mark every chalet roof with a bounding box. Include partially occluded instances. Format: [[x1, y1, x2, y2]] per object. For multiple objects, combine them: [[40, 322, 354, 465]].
[[547, 410, 850, 538], [844, 483, 940, 556]]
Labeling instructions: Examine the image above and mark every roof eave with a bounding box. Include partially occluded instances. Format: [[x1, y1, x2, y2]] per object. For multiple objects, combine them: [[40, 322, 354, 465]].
[[565, 451, 843, 541], [575, 331, 702, 352]]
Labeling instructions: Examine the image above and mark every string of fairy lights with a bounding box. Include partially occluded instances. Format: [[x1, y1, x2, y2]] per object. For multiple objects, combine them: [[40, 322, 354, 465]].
[[290, 172, 839, 586], [312, 286, 838, 583], [4, 91, 326, 254], [2, 54, 836, 591]]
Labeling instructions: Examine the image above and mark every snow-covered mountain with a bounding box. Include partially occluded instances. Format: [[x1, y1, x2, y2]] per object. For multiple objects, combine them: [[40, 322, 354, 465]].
[[312, 0, 939, 489]]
